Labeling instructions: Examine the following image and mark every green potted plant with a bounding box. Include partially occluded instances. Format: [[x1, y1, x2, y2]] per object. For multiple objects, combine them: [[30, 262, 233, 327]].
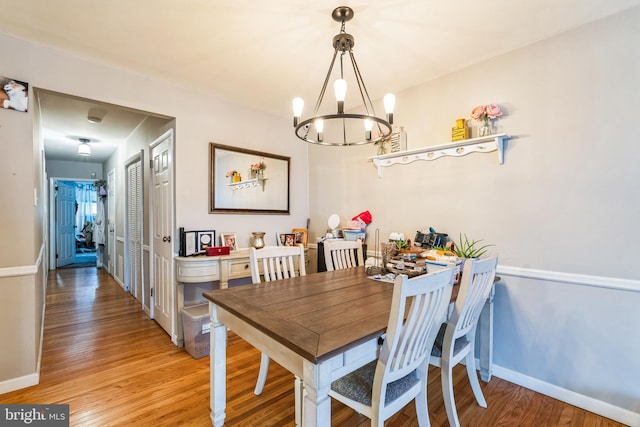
[[453, 233, 493, 271]]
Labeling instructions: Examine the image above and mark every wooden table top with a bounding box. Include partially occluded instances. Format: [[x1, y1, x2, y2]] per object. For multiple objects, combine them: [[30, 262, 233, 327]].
[[203, 266, 393, 364]]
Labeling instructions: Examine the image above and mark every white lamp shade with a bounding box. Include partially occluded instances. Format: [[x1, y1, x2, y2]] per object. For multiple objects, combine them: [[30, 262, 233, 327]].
[[78, 142, 91, 156]]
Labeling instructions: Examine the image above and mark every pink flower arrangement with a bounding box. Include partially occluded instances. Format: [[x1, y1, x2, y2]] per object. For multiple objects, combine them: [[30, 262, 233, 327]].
[[471, 104, 502, 123], [251, 161, 266, 171], [226, 170, 237, 177]]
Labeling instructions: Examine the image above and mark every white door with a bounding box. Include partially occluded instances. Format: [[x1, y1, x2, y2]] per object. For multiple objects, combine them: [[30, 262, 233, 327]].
[[56, 180, 76, 268], [126, 155, 144, 303], [150, 130, 174, 339], [107, 169, 116, 275]]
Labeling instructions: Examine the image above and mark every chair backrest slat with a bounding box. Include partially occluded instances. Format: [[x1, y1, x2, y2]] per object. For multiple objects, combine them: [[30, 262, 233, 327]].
[[250, 244, 306, 284], [324, 240, 364, 271]]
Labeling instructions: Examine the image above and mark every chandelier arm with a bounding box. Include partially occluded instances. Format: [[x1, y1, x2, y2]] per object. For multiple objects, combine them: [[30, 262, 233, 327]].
[[314, 48, 340, 115], [349, 50, 378, 118]]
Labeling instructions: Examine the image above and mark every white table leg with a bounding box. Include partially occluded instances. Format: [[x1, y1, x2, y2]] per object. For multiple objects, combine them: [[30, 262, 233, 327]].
[[210, 304, 227, 427], [302, 360, 332, 427]]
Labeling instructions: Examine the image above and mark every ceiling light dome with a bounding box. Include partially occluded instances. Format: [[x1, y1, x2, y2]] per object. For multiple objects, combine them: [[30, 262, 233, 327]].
[[77, 138, 91, 156]]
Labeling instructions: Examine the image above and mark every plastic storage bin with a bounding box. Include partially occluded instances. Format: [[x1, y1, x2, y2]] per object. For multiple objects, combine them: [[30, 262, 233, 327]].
[[181, 303, 211, 359]]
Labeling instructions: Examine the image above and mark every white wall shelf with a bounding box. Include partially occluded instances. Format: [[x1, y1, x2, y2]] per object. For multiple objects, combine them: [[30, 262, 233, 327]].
[[227, 178, 266, 191], [369, 133, 510, 177]]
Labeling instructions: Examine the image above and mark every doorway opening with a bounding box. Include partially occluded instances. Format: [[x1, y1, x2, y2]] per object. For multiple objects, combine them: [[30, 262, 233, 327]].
[[55, 179, 99, 268]]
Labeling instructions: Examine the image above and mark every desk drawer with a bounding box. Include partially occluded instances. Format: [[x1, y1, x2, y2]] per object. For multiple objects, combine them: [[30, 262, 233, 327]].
[[226, 259, 251, 279], [177, 260, 220, 282]]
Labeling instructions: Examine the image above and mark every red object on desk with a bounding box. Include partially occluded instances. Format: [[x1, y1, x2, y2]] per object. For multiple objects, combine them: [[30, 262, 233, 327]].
[[207, 246, 230, 256]]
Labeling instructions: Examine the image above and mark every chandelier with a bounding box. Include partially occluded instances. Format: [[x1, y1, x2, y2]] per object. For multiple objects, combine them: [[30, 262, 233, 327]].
[[292, 6, 395, 146]]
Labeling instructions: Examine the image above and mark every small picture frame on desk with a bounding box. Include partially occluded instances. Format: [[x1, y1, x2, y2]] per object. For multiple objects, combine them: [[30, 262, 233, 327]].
[[283, 233, 295, 247], [197, 230, 216, 253], [292, 228, 307, 247], [181, 230, 198, 256], [220, 232, 237, 251]]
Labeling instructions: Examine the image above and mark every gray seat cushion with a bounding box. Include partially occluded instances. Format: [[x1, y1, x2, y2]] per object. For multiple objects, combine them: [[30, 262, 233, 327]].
[[431, 323, 468, 358], [331, 360, 419, 406]]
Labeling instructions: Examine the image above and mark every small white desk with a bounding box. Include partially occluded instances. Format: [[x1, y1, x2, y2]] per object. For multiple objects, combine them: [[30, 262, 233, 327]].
[[174, 249, 307, 345]]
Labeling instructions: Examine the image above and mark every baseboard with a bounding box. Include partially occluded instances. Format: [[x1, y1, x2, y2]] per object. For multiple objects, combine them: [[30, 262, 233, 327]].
[[113, 274, 126, 290], [492, 364, 640, 426], [0, 373, 39, 395]]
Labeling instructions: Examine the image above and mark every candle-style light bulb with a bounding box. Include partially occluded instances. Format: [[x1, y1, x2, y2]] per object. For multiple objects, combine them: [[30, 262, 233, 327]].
[[384, 93, 395, 124], [292, 97, 304, 127], [315, 119, 324, 142], [334, 79, 347, 114], [364, 118, 373, 141]]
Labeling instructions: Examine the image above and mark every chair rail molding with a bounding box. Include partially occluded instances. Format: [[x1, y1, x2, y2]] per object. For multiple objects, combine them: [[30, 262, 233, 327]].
[[369, 133, 510, 177]]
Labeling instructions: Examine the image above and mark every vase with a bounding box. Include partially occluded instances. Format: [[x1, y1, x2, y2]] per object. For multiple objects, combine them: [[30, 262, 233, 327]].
[[233, 172, 241, 182], [479, 119, 492, 137], [252, 232, 265, 249]]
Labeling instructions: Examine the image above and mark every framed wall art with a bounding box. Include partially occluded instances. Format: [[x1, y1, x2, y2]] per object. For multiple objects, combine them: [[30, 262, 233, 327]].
[[0, 76, 29, 112], [209, 143, 290, 214]]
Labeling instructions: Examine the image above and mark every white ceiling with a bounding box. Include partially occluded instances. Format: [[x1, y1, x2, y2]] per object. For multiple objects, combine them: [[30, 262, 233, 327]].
[[2, 0, 639, 162]]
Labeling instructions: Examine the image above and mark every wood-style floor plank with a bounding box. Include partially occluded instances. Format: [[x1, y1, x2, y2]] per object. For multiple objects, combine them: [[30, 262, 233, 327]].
[[0, 267, 629, 426]]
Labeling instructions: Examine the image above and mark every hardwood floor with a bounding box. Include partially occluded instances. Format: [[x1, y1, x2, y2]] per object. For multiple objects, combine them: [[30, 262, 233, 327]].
[[0, 267, 627, 426]]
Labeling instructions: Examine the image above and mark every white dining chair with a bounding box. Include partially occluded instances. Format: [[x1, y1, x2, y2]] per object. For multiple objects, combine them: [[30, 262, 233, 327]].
[[329, 267, 456, 426], [249, 244, 306, 397], [430, 256, 499, 427], [323, 239, 364, 271]]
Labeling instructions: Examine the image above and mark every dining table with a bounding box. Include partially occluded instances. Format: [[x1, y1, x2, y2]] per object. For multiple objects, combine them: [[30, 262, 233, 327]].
[[203, 265, 495, 427]]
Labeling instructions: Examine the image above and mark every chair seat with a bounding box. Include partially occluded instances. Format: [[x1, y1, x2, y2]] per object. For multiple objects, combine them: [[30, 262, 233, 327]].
[[331, 360, 419, 406], [431, 323, 469, 358]]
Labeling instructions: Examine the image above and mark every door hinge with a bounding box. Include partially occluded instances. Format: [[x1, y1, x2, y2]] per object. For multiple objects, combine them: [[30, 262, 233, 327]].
[[150, 287, 154, 297], [150, 159, 153, 169]]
